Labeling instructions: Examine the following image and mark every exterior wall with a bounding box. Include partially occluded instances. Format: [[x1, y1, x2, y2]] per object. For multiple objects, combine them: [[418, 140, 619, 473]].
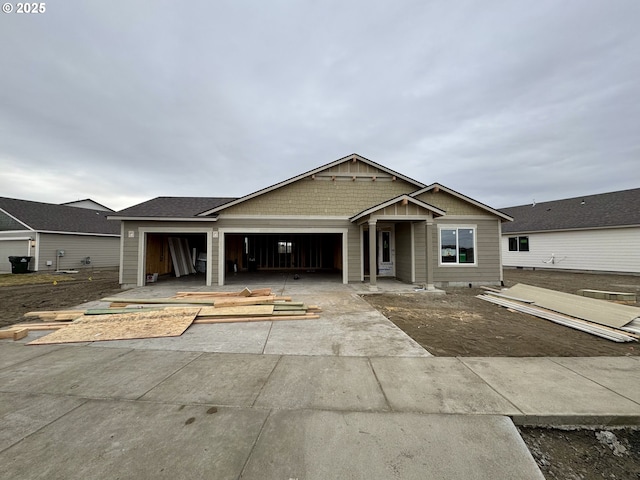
[[37, 233, 119, 272], [120, 220, 217, 287], [395, 222, 412, 282], [431, 217, 503, 286], [221, 176, 416, 216], [414, 222, 427, 284], [0, 233, 32, 272], [415, 191, 489, 216], [501, 227, 640, 273], [347, 224, 361, 283]]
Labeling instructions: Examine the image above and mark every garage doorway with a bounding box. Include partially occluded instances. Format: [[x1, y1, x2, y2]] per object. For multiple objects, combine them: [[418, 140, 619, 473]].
[[145, 233, 207, 284], [224, 232, 344, 284]]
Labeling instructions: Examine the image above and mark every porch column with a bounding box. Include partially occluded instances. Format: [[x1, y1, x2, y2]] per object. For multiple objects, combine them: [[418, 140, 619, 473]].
[[368, 219, 377, 288], [425, 219, 434, 290]]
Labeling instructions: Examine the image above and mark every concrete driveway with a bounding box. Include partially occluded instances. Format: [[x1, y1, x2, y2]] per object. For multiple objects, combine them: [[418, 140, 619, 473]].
[[1, 275, 637, 479]]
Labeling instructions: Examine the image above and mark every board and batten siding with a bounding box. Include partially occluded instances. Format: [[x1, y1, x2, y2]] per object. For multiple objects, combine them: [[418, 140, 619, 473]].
[[502, 227, 640, 273], [432, 218, 502, 286], [395, 222, 412, 283], [37, 233, 119, 272]]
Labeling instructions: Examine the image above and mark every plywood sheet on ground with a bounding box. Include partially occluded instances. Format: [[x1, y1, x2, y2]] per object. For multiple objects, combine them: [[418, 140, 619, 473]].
[[28, 307, 200, 345], [504, 284, 640, 329]]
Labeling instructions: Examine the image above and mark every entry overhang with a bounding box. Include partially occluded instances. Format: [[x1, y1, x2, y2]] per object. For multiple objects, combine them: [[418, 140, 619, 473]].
[[349, 195, 445, 225]]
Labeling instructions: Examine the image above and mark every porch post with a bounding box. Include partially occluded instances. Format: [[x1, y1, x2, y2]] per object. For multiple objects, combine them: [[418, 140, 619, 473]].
[[368, 219, 377, 288], [425, 219, 434, 290]]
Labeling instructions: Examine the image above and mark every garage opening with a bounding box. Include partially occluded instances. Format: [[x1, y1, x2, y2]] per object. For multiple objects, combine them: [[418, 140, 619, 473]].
[[145, 233, 207, 284], [225, 233, 342, 282]]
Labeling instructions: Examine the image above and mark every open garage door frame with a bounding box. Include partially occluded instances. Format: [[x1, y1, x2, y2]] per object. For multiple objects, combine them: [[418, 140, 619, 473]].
[[136, 226, 214, 287], [218, 227, 349, 286]]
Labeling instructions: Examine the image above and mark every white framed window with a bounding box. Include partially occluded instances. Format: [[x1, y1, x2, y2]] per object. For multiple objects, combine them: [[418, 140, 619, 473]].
[[439, 225, 477, 265]]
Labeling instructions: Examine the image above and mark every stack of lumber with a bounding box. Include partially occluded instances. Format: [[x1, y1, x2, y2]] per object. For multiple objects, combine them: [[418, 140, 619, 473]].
[[0, 287, 321, 343], [477, 283, 639, 343]]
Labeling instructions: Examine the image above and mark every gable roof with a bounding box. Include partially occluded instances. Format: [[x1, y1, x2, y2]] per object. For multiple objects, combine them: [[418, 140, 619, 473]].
[[411, 183, 514, 221], [500, 188, 640, 233], [350, 194, 446, 223], [197, 153, 426, 216], [110, 197, 236, 220], [0, 197, 120, 235], [61, 198, 114, 212]]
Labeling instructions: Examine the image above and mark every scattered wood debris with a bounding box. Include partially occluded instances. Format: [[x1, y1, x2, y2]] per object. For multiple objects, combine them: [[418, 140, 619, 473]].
[[477, 283, 639, 343], [0, 287, 321, 344]]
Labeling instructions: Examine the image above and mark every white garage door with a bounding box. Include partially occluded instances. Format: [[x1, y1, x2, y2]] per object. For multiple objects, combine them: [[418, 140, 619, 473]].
[[0, 240, 30, 273]]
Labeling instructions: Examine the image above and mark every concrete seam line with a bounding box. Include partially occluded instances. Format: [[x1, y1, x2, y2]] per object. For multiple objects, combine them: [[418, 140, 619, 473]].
[[261, 321, 275, 355], [547, 358, 640, 407], [0, 396, 90, 455], [238, 408, 273, 479], [250, 355, 282, 408], [132, 351, 205, 401], [457, 357, 526, 415], [367, 357, 393, 412]]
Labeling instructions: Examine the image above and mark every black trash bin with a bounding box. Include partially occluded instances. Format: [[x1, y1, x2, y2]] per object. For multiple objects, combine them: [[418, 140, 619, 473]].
[[8, 256, 32, 274]]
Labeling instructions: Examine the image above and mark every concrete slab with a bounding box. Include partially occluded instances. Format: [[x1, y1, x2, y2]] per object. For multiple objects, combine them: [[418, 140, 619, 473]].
[[241, 410, 545, 480], [0, 342, 65, 370], [370, 357, 521, 414], [0, 399, 268, 480], [88, 323, 272, 354], [0, 347, 200, 399], [0, 392, 86, 452], [264, 311, 430, 357], [141, 352, 279, 406], [461, 357, 640, 422], [550, 357, 640, 404], [0, 346, 130, 394], [255, 356, 388, 411]]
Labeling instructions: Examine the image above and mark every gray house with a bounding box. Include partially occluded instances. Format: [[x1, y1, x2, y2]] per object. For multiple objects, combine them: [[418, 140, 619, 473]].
[[110, 154, 513, 288], [500, 188, 640, 273], [0, 197, 120, 273]]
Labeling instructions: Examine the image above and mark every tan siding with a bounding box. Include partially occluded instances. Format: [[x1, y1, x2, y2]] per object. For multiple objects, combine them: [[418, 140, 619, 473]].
[[348, 224, 361, 282], [395, 223, 412, 282], [414, 223, 426, 283], [221, 177, 416, 216], [432, 218, 502, 285], [415, 191, 489, 216], [38, 234, 119, 271]]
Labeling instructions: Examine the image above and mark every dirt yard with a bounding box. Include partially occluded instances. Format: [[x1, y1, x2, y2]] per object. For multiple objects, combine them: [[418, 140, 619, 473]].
[[0, 268, 121, 329], [363, 269, 640, 357]]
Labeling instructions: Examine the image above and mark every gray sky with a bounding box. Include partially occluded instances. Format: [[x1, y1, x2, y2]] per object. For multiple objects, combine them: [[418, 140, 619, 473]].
[[1, 1, 638, 211]]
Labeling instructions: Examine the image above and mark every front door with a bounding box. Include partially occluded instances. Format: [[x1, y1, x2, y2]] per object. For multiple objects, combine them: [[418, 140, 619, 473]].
[[378, 228, 394, 276]]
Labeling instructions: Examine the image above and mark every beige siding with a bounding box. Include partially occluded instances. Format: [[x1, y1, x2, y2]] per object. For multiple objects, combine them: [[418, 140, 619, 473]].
[[502, 227, 640, 273], [347, 224, 361, 282], [38, 234, 119, 272], [414, 222, 427, 283], [432, 218, 502, 285], [415, 191, 489, 216], [120, 221, 216, 286], [395, 222, 412, 282], [221, 177, 416, 216]]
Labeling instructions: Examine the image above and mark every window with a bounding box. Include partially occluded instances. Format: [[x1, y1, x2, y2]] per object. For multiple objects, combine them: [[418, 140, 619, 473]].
[[509, 236, 529, 252], [440, 227, 475, 265]]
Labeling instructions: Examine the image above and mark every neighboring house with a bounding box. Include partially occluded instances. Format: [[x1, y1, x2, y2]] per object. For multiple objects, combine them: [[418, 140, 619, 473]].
[[60, 198, 115, 212], [500, 188, 640, 274], [109, 154, 512, 288], [0, 197, 121, 273]]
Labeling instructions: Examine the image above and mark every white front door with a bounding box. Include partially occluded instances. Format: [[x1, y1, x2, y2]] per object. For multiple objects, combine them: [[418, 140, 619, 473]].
[[378, 228, 394, 276]]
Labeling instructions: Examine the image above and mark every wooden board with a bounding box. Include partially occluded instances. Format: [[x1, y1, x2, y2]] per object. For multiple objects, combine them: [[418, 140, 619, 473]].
[[212, 296, 275, 307], [197, 305, 274, 317], [175, 288, 272, 297], [28, 307, 200, 345], [193, 314, 319, 324]]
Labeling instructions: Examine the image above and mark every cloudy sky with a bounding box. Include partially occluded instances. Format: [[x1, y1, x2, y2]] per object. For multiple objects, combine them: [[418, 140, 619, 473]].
[[1, 1, 638, 211]]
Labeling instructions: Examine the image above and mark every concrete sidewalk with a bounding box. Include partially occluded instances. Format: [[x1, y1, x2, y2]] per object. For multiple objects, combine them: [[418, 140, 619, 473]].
[[1, 277, 639, 479]]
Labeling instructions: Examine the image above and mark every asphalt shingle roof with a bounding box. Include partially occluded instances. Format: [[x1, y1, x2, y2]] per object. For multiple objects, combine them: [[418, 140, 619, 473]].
[[113, 197, 237, 218], [0, 197, 120, 235], [500, 188, 640, 233]]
